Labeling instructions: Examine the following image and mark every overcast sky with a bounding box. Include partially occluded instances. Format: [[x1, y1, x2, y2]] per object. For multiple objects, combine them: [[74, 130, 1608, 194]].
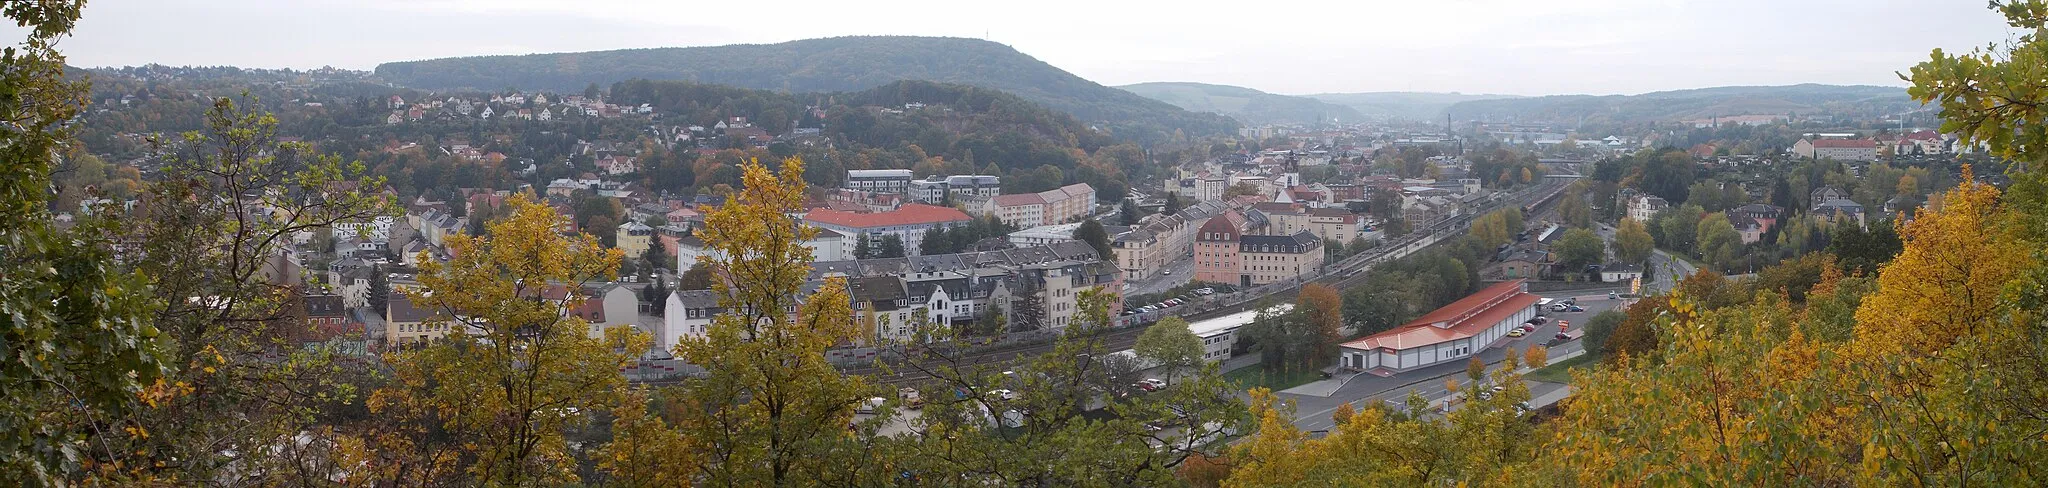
[[33, 0, 2020, 96]]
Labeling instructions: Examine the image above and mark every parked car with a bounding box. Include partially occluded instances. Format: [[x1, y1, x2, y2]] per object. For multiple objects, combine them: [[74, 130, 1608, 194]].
[[1508, 328, 1527, 338], [1135, 378, 1168, 392], [855, 396, 886, 414], [899, 388, 923, 410], [1565, 305, 1585, 312], [1196, 288, 1215, 295], [988, 389, 1019, 401]]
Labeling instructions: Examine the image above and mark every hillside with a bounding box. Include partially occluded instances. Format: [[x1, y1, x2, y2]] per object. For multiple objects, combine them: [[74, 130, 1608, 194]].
[[1443, 84, 1914, 125], [1304, 92, 1523, 121], [373, 36, 1237, 144], [1117, 82, 1361, 126]]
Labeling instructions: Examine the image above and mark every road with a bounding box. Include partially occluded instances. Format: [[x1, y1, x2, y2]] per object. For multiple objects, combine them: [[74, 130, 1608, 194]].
[[1278, 288, 1630, 433], [1124, 251, 1196, 297], [1646, 250, 1697, 294]]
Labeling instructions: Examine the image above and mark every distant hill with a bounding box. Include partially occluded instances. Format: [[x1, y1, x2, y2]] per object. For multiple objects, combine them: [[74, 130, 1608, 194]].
[[1442, 84, 1914, 125], [1117, 82, 1361, 126], [373, 36, 1237, 144], [1303, 92, 1524, 121]]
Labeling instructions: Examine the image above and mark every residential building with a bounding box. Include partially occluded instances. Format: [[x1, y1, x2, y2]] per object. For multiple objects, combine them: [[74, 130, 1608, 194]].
[[1811, 186, 1848, 205], [1238, 231, 1324, 286], [1792, 138, 1878, 161], [1008, 222, 1087, 248], [385, 293, 455, 348], [1627, 194, 1669, 222], [661, 290, 722, 351], [1113, 200, 1230, 281], [616, 221, 654, 256], [1814, 199, 1867, 227], [805, 203, 974, 256], [908, 175, 1001, 204], [1337, 280, 1539, 373], [1193, 213, 1244, 284], [984, 183, 1096, 228], [845, 169, 915, 194]]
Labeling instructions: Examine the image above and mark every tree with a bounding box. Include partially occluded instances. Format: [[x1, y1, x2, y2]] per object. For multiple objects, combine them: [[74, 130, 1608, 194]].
[[877, 234, 906, 258], [1297, 284, 1344, 373], [853, 233, 872, 259], [368, 266, 392, 317], [1224, 182, 1264, 199], [106, 97, 395, 484], [1524, 345, 1549, 369], [0, 4, 175, 480], [1581, 309, 1624, 358], [584, 82, 602, 99], [364, 194, 647, 486], [919, 226, 949, 256], [1615, 219, 1655, 264], [676, 265, 713, 290], [1164, 192, 1185, 215], [1135, 317, 1203, 380], [1655, 204, 1705, 253], [1553, 228, 1607, 271], [1119, 199, 1143, 225], [1825, 218, 1902, 275], [1076, 218, 1113, 260], [668, 158, 871, 485], [1560, 181, 1594, 228], [1694, 213, 1742, 271]]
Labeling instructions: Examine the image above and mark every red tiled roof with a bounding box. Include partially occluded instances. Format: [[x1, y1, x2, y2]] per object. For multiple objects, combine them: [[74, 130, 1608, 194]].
[[1341, 280, 1536, 351], [1812, 139, 1876, 149], [803, 203, 971, 229]]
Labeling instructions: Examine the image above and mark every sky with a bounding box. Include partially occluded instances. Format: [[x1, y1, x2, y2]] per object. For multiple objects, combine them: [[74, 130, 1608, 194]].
[[27, 0, 2022, 96]]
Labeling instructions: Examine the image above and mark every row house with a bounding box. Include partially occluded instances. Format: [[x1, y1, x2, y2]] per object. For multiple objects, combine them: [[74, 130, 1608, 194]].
[[983, 183, 1095, 228], [1113, 200, 1231, 281]]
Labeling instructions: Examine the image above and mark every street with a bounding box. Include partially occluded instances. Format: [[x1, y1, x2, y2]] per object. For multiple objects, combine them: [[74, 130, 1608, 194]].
[[1124, 251, 1196, 297]]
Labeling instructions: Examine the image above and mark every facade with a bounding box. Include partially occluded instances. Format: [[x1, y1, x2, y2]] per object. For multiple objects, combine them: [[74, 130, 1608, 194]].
[[804, 203, 974, 257], [1247, 203, 1361, 243], [1793, 138, 1878, 161], [908, 175, 1001, 204], [983, 183, 1096, 228], [1192, 213, 1244, 284], [1337, 280, 1539, 373], [615, 221, 654, 256], [1113, 200, 1230, 281], [385, 293, 455, 348], [845, 169, 915, 194], [1627, 195, 1669, 222], [1237, 231, 1324, 286], [1814, 199, 1867, 227], [1008, 222, 1084, 248], [661, 290, 722, 351]]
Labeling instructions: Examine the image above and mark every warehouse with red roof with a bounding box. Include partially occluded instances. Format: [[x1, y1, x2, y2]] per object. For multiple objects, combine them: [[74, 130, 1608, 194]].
[[1337, 279, 1540, 374]]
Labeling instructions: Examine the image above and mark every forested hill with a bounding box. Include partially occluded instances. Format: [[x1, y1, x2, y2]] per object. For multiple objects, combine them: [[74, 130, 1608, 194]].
[[1443, 84, 1915, 125], [1117, 82, 1362, 126], [373, 36, 1237, 144]]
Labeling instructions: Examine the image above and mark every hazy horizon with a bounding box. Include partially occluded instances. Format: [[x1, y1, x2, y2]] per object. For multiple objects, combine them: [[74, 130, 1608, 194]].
[[24, 0, 2020, 97]]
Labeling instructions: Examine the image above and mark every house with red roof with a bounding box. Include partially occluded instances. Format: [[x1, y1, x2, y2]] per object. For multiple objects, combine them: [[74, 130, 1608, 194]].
[[803, 203, 973, 256], [1337, 280, 1540, 374]]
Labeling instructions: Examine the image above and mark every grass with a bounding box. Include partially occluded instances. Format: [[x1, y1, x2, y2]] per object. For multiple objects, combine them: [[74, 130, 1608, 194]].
[[1527, 351, 1600, 384], [1222, 364, 1324, 392]]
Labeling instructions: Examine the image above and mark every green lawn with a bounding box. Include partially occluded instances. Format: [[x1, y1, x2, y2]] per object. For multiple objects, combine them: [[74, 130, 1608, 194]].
[[1527, 352, 1600, 384], [1223, 364, 1324, 392]]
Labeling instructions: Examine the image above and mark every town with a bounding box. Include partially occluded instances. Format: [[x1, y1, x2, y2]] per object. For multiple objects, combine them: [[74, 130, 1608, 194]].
[[6, 1, 2046, 486]]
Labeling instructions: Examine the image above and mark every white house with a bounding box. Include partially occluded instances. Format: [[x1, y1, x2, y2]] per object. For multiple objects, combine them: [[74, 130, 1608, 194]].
[[1337, 280, 1538, 373]]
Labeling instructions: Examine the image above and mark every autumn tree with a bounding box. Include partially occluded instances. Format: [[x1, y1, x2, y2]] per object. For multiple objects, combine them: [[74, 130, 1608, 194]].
[[1560, 180, 1594, 228], [1076, 218, 1113, 260], [1614, 218, 1655, 264], [362, 194, 646, 486], [670, 158, 873, 486], [104, 96, 394, 484]]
